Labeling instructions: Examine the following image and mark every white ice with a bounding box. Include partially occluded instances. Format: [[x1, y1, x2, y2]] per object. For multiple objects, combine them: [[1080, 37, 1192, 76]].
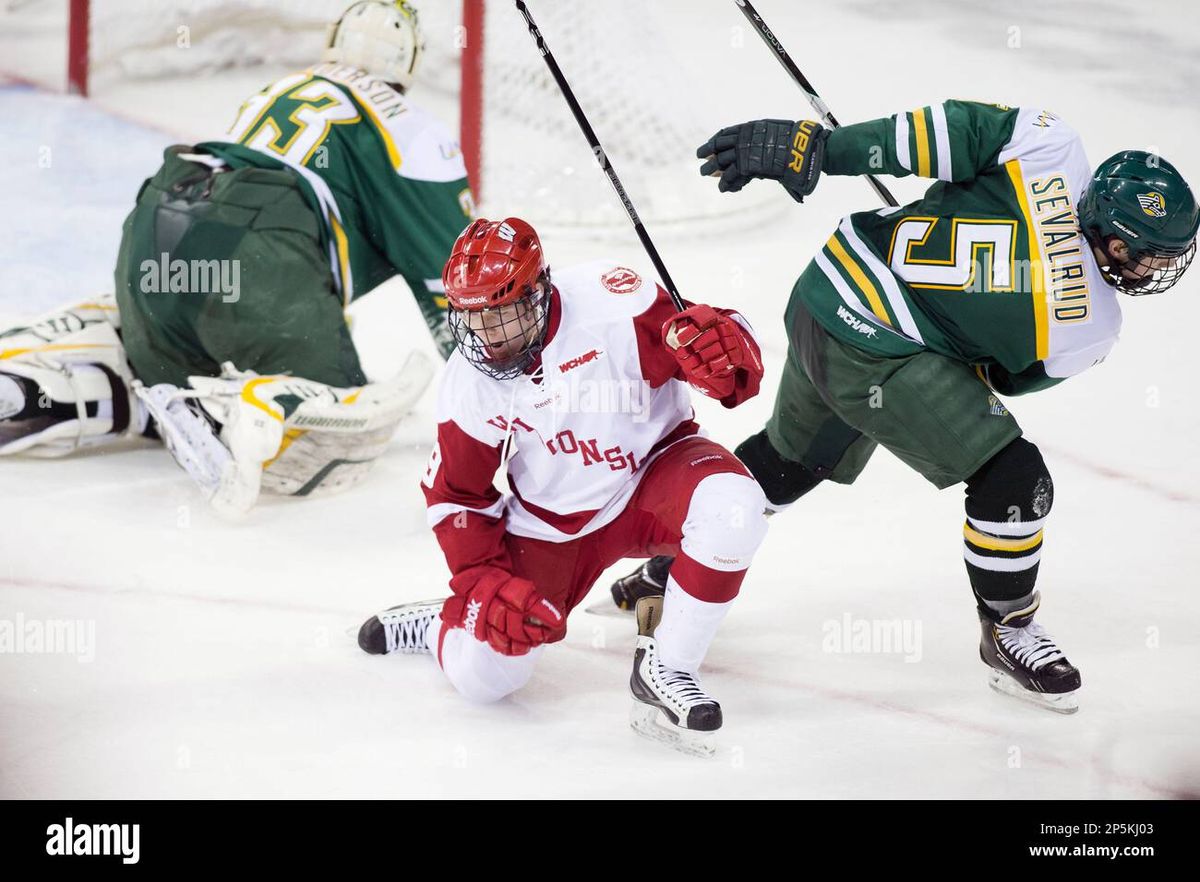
[[0, 1, 1197, 798]]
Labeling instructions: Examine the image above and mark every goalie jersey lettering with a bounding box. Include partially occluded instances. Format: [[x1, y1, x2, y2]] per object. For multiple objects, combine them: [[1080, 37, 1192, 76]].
[[804, 100, 1122, 394], [198, 62, 472, 308], [420, 260, 757, 550]]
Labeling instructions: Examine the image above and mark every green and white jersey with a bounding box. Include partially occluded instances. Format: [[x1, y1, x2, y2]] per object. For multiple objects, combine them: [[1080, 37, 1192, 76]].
[[801, 100, 1121, 394], [198, 61, 473, 313]]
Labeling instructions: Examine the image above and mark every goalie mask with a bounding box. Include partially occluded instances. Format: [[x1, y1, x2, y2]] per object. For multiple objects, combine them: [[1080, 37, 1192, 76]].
[[443, 218, 552, 381], [1078, 150, 1199, 296], [324, 1, 424, 92]]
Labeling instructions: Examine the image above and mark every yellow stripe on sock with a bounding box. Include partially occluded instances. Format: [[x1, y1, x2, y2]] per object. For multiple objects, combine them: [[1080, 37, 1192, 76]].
[[964, 522, 1044, 553]]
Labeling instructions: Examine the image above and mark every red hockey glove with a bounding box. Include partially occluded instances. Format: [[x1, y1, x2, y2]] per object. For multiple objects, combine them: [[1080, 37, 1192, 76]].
[[443, 566, 567, 656], [662, 304, 762, 401]]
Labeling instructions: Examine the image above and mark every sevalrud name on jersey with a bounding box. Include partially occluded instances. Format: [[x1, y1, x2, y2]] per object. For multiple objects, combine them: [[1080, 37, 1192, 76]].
[[46, 818, 140, 864]]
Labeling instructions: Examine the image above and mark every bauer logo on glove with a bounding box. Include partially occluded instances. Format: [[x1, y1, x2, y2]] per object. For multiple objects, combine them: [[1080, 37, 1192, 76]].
[[696, 118, 830, 203]]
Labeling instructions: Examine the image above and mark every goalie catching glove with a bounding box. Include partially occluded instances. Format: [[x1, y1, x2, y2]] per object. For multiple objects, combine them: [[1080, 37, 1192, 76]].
[[443, 566, 567, 657], [663, 305, 763, 402], [696, 118, 829, 202]]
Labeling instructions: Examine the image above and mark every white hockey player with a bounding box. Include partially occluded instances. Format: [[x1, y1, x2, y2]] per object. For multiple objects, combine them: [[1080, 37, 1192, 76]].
[[357, 216, 770, 755], [1, 1, 470, 515]]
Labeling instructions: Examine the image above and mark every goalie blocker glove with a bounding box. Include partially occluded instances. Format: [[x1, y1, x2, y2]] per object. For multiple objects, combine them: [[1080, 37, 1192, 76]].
[[696, 118, 830, 202]]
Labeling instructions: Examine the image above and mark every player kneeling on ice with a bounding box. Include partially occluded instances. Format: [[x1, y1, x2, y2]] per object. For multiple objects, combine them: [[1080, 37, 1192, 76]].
[[613, 102, 1200, 714], [0, 1, 471, 515], [358, 217, 768, 755]]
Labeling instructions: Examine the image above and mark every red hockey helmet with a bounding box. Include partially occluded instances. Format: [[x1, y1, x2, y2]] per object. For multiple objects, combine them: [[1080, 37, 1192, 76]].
[[443, 217, 552, 379]]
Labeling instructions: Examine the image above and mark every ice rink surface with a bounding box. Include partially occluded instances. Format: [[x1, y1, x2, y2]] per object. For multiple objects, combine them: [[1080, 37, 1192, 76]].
[[1, 1, 1198, 798]]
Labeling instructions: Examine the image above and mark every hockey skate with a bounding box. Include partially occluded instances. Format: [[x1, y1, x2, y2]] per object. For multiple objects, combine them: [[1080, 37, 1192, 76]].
[[358, 600, 443, 655], [629, 596, 722, 757], [587, 555, 672, 617], [134, 381, 259, 517], [978, 592, 1080, 714]]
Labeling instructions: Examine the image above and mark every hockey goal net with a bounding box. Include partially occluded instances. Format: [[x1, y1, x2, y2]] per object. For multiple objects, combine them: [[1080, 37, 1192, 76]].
[[1, 0, 777, 230]]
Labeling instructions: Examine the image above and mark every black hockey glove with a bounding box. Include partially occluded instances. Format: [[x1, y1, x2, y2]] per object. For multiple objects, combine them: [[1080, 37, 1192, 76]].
[[696, 119, 830, 203]]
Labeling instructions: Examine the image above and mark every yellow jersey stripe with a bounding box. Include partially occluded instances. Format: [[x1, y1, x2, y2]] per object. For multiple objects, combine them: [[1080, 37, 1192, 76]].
[[329, 214, 353, 307], [1005, 159, 1050, 360], [964, 523, 1044, 553], [827, 235, 893, 327], [912, 107, 932, 178], [349, 91, 403, 172]]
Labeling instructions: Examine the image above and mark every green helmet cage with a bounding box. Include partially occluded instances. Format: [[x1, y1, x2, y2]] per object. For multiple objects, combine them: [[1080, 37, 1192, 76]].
[[1078, 150, 1199, 295]]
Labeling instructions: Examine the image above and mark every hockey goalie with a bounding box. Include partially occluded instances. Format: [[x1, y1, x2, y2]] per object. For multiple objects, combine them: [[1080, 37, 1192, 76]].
[[358, 217, 769, 755], [0, 1, 471, 515]]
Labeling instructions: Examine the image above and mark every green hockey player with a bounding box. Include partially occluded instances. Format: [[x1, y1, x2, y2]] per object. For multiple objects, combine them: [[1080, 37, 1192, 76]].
[[1, 1, 474, 515], [610, 101, 1199, 713]]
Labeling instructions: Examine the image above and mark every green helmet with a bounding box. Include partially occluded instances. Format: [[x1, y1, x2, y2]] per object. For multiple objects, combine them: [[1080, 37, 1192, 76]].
[[1078, 150, 1199, 295]]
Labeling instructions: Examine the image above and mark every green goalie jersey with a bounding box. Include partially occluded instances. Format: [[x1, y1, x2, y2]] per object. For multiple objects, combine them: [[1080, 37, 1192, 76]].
[[197, 61, 474, 353], [798, 100, 1122, 394]]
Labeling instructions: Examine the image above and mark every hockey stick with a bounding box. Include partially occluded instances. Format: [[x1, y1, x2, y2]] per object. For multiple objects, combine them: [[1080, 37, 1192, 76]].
[[513, 0, 686, 311], [733, 0, 899, 208]]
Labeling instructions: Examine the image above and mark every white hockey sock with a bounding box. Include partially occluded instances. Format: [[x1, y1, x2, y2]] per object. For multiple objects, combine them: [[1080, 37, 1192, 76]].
[[654, 577, 734, 675]]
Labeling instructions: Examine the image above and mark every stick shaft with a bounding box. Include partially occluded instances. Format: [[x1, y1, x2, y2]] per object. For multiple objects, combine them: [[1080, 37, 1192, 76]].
[[514, 1, 686, 309], [734, 0, 899, 208]]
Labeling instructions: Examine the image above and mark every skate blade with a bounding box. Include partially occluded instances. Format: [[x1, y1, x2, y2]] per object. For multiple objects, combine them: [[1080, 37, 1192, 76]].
[[583, 599, 634, 619], [987, 668, 1079, 714], [629, 702, 717, 758]]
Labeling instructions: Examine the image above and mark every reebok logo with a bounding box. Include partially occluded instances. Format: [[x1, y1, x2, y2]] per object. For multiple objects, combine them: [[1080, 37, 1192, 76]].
[[558, 349, 603, 373], [463, 598, 482, 634], [538, 597, 564, 625], [836, 305, 879, 338], [46, 818, 140, 864]]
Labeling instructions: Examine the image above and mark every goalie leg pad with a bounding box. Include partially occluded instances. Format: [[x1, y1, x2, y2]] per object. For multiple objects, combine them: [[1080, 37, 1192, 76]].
[[169, 351, 433, 508], [0, 300, 141, 455], [259, 423, 396, 497]]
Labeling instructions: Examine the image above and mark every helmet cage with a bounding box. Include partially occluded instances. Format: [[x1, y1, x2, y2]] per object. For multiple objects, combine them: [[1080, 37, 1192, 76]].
[[448, 272, 552, 379], [1094, 234, 1197, 296]]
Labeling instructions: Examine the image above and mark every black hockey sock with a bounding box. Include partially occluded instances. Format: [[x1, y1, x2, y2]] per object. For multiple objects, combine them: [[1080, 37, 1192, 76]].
[[963, 438, 1052, 605], [734, 429, 822, 507]]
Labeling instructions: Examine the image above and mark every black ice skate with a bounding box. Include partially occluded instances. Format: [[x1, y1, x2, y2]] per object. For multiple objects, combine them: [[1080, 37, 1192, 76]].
[[978, 592, 1080, 714], [610, 555, 672, 610], [358, 600, 442, 655], [629, 596, 722, 757]]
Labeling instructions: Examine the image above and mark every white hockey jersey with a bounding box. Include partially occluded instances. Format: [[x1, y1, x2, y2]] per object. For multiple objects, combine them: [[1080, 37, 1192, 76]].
[[420, 260, 761, 575]]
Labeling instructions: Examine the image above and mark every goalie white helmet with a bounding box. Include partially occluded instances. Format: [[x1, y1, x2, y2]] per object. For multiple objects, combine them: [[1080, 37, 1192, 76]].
[[323, 1, 425, 91]]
